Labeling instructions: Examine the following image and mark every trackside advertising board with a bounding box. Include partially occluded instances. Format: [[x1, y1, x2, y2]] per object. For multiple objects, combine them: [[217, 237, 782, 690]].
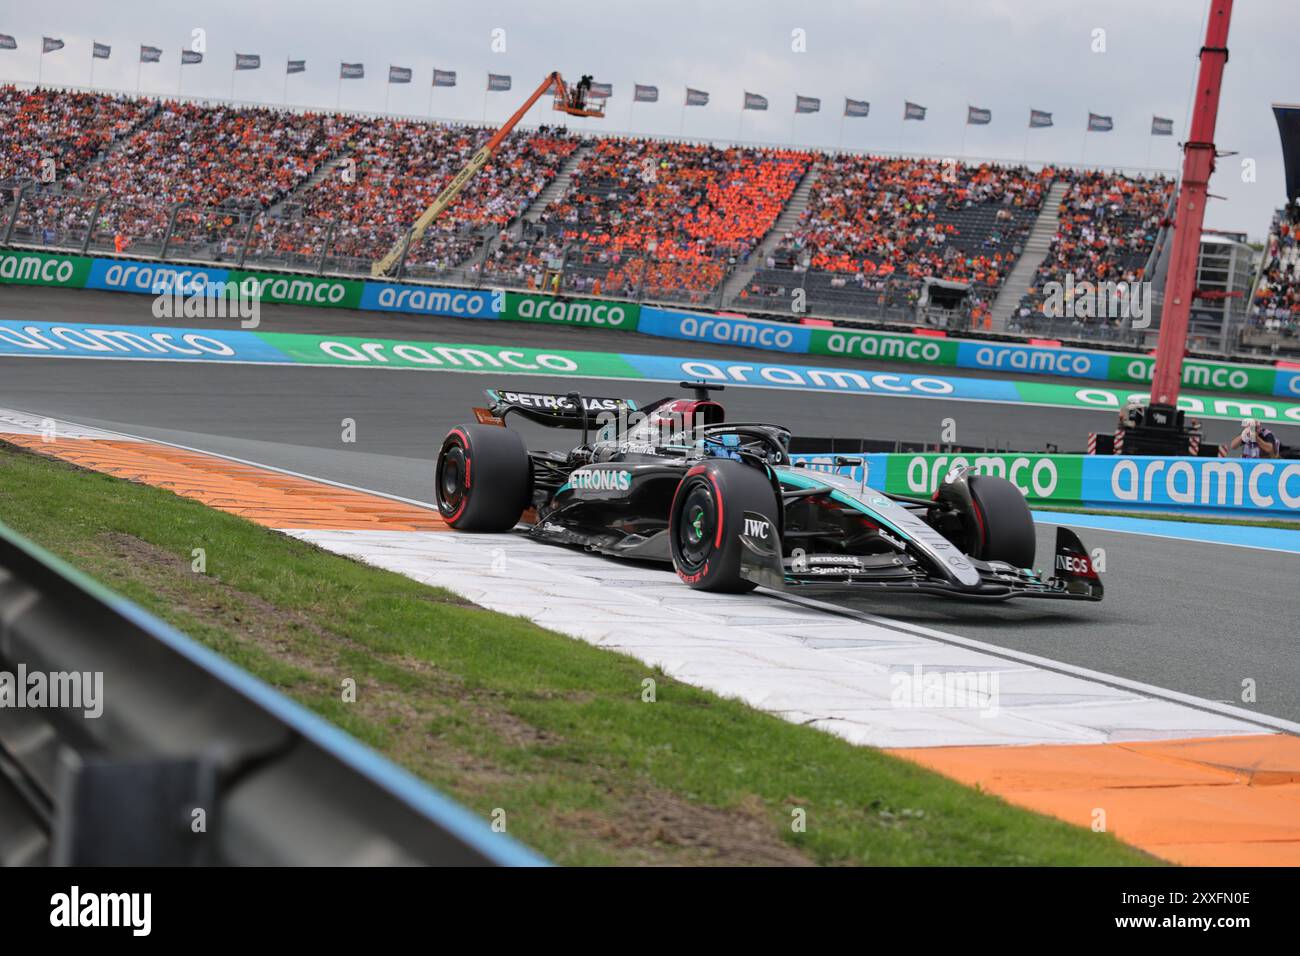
[[0, 250, 92, 287], [640, 306, 811, 353], [361, 283, 501, 318], [501, 292, 640, 330], [790, 453, 1300, 517], [87, 260, 232, 294], [810, 325, 959, 365], [3, 251, 1299, 399], [225, 270, 363, 309]]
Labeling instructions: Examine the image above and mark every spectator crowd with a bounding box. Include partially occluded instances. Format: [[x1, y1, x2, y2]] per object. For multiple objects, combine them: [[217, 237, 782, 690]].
[[1249, 204, 1300, 336], [1012, 170, 1173, 336]]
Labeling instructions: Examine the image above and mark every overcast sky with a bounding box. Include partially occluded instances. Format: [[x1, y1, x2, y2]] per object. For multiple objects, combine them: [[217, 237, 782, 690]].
[[3, 1, 1294, 239]]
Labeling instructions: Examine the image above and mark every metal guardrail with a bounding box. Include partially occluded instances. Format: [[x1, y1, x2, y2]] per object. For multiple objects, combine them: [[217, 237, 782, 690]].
[[0, 519, 546, 866]]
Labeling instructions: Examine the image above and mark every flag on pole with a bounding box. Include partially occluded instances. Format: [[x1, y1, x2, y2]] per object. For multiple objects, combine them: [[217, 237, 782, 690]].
[[903, 101, 926, 120], [340, 62, 364, 79], [287, 59, 306, 74], [967, 106, 992, 125], [140, 45, 162, 63], [634, 84, 658, 103], [844, 98, 870, 118], [432, 68, 456, 87], [685, 87, 709, 106], [181, 50, 203, 65], [487, 73, 511, 91], [92, 42, 111, 59], [42, 37, 65, 54], [388, 65, 412, 83], [235, 53, 261, 71], [1087, 112, 1114, 132], [743, 91, 768, 111], [1151, 116, 1174, 136], [795, 95, 820, 114], [589, 81, 612, 99], [0, 35, 17, 51], [1029, 109, 1053, 128]]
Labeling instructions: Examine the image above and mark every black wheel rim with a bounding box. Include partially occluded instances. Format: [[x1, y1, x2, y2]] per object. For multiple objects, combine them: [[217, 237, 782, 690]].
[[438, 443, 467, 515], [676, 482, 716, 570]]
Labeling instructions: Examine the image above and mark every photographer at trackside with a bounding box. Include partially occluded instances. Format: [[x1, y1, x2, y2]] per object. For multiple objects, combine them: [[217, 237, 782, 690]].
[[1228, 419, 1279, 459]]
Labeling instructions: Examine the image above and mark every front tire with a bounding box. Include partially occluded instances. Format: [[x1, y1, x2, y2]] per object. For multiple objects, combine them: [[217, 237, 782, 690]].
[[435, 425, 531, 531], [967, 475, 1036, 568], [669, 460, 779, 592]]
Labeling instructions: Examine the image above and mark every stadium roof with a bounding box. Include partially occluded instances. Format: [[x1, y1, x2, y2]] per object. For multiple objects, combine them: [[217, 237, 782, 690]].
[[1273, 104, 1300, 203]]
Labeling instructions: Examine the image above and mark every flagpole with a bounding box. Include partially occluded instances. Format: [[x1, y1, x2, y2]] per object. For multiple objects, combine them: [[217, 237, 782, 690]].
[[1022, 123, 1030, 162], [177, 55, 183, 96], [230, 58, 236, 102], [678, 100, 685, 138], [960, 109, 969, 159], [336, 72, 342, 110], [789, 108, 796, 145], [1145, 133, 1153, 169], [136, 56, 142, 93], [385, 78, 391, 115], [427, 78, 434, 117], [283, 63, 289, 106], [838, 111, 845, 150], [89, 49, 95, 90], [37, 50, 43, 87]]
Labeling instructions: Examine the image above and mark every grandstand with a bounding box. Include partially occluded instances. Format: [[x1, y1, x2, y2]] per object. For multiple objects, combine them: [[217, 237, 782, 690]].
[[1243, 205, 1300, 349], [3, 84, 1185, 345]]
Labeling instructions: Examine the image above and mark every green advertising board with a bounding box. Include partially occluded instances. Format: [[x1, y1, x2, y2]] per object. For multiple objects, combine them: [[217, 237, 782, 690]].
[[502, 292, 641, 331], [255, 331, 645, 378], [807, 326, 960, 366], [1106, 353, 1278, 395], [0, 250, 92, 287], [226, 270, 363, 309], [880, 453, 1085, 503]]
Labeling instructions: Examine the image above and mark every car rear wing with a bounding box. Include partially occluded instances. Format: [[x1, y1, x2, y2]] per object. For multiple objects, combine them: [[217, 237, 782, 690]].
[[483, 388, 637, 431]]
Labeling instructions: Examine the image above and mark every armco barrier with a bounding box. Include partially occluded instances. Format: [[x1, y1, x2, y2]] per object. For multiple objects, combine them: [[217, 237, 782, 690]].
[[791, 452, 1300, 517], [3, 248, 1296, 400], [0, 518, 545, 866]]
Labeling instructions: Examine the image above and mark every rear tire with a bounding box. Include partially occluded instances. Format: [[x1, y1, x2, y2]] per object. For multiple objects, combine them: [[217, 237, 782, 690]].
[[967, 475, 1036, 568], [669, 460, 779, 592], [435, 425, 531, 531]]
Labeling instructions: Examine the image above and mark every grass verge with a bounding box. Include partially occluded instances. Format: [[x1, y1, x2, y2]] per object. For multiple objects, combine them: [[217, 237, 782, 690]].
[[0, 440, 1155, 866]]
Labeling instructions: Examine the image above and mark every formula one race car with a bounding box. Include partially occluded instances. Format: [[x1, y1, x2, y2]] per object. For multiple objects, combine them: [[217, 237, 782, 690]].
[[434, 383, 1103, 602]]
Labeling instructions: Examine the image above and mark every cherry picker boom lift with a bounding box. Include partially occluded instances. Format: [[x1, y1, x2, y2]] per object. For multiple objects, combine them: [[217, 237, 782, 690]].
[[371, 72, 604, 278]]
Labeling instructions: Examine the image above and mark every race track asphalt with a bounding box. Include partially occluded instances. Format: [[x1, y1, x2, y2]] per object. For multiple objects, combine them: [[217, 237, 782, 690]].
[[2, 288, 1297, 722]]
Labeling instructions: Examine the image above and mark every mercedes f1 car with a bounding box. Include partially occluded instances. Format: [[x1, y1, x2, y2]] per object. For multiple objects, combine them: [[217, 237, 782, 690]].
[[434, 383, 1103, 602]]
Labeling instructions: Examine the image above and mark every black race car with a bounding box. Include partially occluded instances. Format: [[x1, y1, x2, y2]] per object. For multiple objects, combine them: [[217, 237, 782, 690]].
[[434, 383, 1103, 601]]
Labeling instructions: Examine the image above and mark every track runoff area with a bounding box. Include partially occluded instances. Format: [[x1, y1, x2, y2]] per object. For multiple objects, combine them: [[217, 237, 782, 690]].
[[2, 290, 1299, 867]]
